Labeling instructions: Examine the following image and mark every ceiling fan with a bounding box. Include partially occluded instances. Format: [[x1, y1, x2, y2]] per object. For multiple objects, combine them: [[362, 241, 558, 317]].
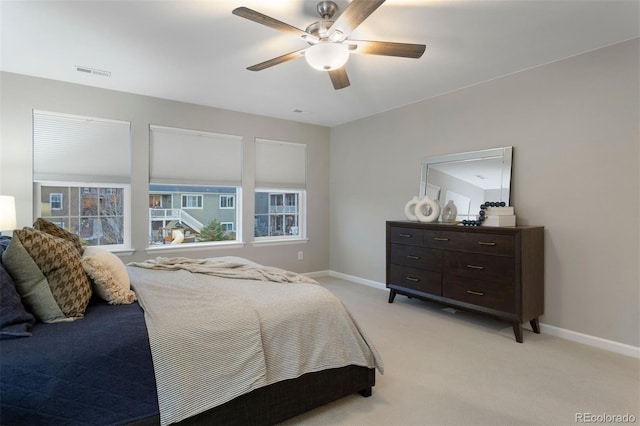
[[232, 0, 426, 90]]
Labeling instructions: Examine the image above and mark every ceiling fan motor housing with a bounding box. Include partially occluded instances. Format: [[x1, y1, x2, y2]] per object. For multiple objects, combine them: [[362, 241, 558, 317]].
[[317, 1, 338, 20]]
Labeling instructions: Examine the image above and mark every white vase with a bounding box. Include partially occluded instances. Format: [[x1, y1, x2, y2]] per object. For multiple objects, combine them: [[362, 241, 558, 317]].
[[415, 196, 440, 223], [404, 196, 419, 221], [441, 200, 457, 223]]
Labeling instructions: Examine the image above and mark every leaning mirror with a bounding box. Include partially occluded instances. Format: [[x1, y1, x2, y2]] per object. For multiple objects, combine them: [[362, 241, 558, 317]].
[[419, 147, 513, 221]]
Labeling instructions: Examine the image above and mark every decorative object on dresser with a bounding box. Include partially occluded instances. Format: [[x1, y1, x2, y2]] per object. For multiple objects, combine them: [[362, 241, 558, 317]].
[[482, 203, 516, 227], [386, 220, 544, 343], [441, 200, 458, 223], [404, 196, 420, 221], [415, 196, 440, 223]]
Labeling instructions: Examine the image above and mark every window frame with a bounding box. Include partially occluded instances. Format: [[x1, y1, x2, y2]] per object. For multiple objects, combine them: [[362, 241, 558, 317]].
[[49, 193, 63, 210], [219, 195, 235, 209], [181, 194, 203, 209]]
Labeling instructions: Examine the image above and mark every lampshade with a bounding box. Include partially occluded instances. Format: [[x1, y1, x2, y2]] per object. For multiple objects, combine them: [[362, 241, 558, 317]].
[[0, 195, 17, 232], [305, 42, 349, 71]]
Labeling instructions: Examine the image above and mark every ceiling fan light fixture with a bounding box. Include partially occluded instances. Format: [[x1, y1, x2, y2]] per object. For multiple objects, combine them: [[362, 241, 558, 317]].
[[305, 42, 349, 71]]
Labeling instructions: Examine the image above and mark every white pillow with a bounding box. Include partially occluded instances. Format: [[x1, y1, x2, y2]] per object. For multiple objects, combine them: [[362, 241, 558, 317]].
[[82, 246, 134, 304]]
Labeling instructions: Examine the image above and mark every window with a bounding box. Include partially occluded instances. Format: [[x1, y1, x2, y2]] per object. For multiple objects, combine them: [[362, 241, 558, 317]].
[[254, 190, 302, 237], [49, 193, 63, 210], [254, 139, 306, 241], [33, 111, 131, 249], [36, 183, 129, 246], [149, 126, 242, 246], [220, 195, 235, 209], [181, 194, 203, 209]]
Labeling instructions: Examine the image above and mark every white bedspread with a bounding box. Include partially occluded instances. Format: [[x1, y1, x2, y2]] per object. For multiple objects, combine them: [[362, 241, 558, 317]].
[[127, 257, 383, 426]]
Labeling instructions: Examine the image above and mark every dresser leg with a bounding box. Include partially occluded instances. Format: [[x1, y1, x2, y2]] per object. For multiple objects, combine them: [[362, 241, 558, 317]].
[[388, 289, 396, 303], [530, 318, 540, 334], [512, 323, 523, 343]]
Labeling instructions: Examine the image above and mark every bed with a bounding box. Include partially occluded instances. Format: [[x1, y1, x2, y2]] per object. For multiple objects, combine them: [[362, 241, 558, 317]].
[[0, 225, 382, 426]]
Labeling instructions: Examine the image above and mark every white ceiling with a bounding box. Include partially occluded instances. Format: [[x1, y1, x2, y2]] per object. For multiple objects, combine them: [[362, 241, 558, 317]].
[[1, 0, 638, 127]]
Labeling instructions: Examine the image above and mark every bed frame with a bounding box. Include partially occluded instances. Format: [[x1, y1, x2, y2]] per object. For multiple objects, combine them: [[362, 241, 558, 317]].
[[130, 365, 375, 425]]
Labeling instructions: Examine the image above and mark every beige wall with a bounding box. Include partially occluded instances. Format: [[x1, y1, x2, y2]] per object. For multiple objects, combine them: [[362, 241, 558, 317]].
[[0, 72, 331, 273], [329, 39, 639, 347]]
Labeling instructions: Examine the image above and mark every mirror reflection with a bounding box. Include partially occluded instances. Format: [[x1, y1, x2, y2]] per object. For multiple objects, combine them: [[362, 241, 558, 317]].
[[419, 147, 513, 221]]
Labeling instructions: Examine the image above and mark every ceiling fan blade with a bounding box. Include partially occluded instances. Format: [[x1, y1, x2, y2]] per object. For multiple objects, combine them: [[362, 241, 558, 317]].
[[348, 40, 426, 58], [247, 49, 305, 71], [232, 7, 317, 42], [327, 0, 386, 40], [328, 67, 350, 90]]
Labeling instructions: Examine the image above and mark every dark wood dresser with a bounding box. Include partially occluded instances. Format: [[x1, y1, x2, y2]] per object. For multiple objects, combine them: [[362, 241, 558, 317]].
[[386, 221, 544, 342]]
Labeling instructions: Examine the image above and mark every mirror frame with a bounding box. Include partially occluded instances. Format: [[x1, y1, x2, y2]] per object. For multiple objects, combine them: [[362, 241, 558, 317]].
[[419, 146, 513, 216]]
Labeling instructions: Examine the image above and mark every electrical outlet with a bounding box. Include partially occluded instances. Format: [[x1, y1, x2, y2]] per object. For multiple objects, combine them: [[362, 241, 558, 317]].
[[297, 251, 304, 260]]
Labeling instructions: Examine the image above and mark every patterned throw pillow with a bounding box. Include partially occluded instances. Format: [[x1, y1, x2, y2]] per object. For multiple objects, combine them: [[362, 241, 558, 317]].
[[2, 228, 92, 322], [33, 217, 84, 255]]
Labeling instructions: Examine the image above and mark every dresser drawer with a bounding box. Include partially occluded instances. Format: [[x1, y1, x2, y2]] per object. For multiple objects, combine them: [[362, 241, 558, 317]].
[[448, 232, 515, 257], [422, 230, 458, 249], [389, 227, 423, 246], [443, 251, 514, 284], [390, 244, 442, 271], [389, 265, 441, 295], [443, 275, 515, 313]]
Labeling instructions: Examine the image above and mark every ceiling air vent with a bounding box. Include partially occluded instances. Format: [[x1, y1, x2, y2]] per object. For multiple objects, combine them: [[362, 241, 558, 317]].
[[74, 65, 111, 77]]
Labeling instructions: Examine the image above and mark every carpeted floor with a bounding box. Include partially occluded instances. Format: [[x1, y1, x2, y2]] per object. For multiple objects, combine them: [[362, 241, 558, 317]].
[[281, 276, 640, 426]]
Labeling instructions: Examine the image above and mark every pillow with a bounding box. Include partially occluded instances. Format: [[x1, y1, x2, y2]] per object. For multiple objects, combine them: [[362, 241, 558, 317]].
[[82, 257, 136, 304], [2, 228, 92, 322], [82, 246, 135, 304], [0, 263, 35, 339], [33, 217, 84, 256]]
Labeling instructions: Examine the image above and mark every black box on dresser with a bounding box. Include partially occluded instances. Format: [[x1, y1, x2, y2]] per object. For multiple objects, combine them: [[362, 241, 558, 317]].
[[386, 220, 544, 342]]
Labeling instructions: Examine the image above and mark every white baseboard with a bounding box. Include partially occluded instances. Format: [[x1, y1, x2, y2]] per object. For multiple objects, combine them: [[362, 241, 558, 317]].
[[539, 324, 640, 358], [328, 270, 387, 290], [304, 270, 331, 279], [322, 270, 640, 359]]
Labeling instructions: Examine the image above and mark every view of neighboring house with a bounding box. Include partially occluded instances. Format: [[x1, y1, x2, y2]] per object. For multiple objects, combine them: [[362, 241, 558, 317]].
[[39, 183, 302, 246], [148, 185, 301, 244], [38, 185, 125, 246], [149, 185, 237, 244]]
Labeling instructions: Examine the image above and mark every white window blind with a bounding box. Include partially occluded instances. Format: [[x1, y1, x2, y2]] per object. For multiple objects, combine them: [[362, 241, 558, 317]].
[[150, 125, 242, 186], [33, 110, 131, 183], [255, 139, 306, 189]]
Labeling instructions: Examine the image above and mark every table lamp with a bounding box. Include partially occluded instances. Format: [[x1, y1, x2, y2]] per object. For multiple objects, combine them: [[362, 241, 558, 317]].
[[0, 195, 17, 236]]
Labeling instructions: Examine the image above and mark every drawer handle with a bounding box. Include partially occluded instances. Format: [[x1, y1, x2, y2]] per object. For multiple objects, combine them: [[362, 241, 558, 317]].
[[433, 237, 449, 241], [467, 290, 484, 296], [405, 276, 420, 282], [466, 264, 484, 270], [406, 255, 420, 260], [398, 233, 413, 238], [478, 241, 496, 246]]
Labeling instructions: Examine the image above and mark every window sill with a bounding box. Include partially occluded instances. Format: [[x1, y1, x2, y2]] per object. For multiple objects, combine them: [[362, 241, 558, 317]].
[[145, 241, 245, 254], [252, 238, 308, 247], [109, 248, 135, 256]]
